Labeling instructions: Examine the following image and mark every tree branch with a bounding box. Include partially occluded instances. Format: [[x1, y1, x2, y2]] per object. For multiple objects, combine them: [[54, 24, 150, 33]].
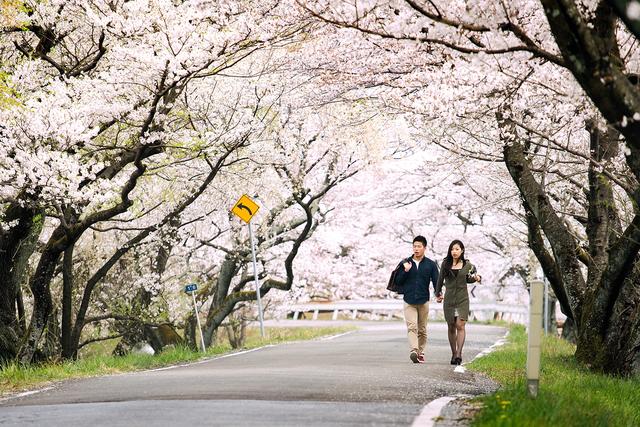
[[78, 334, 123, 350]]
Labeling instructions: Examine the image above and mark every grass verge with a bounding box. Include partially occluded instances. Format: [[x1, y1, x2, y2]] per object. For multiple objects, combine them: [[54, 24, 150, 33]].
[[467, 324, 640, 427], [0, 326, 354, 396]]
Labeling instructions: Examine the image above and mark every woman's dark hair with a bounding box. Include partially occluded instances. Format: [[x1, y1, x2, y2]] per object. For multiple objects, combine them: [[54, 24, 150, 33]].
[[442, 240, 466, 277]]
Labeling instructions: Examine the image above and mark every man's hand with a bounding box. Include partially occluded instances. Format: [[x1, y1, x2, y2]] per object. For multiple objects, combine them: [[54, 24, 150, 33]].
[[403, 261, 411, 272]]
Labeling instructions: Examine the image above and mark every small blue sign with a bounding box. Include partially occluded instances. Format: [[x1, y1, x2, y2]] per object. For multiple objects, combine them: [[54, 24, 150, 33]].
[[184, 283, 198, 293]]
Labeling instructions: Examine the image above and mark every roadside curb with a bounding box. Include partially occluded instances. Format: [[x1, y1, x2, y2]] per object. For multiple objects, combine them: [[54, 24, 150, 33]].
[[0, 387, 55, 404], [412, 328, 510, 426], [412, 395, 466, 426]]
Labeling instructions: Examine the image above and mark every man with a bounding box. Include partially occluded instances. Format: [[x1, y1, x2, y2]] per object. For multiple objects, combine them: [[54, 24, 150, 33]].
[[394, 235, 439, 363]]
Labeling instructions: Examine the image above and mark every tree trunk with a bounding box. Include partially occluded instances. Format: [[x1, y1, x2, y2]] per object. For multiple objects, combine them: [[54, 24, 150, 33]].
[[111, 288, 153, 356], [571, 121, 623, 370], [203, 255, 237, 347], [503, 129, 640, 375], [0, 206, 42, 362], [17, 245, 62, 363], [603, 258, 640, 376], [225, 317, 247, 349], [61, 244, 76, 359], [183, 313, 198, 351], [503, 139, 586, 319], [16, 287, 26, 335], [67, 159, 223, 358], [40, 307, 61, 362], [562, 316, 578, 343], [524, 207, 574, 321], [545, 297, 557, 335], [575, 255, 640, 375]]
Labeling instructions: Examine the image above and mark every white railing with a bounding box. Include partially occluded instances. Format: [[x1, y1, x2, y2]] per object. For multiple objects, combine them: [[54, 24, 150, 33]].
[[284, 299, 529, 324]]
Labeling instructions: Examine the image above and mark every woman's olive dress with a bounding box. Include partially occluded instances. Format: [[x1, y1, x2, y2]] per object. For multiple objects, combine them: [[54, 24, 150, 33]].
[[435, 261, 477, 323]]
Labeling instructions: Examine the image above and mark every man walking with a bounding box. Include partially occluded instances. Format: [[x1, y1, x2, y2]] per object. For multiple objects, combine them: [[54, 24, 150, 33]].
[[394, 236, 439, 363]]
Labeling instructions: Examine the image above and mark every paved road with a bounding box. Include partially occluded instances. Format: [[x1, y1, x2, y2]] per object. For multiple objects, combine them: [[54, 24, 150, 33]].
[[0, 322, 504, 426]]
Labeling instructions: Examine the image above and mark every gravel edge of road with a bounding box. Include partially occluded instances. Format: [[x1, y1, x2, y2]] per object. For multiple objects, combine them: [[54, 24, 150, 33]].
[[430, 329, 510, 426], [432, 396, 485, 426]]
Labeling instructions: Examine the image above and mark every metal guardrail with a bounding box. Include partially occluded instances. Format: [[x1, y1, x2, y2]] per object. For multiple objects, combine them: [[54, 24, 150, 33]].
[[285, 300, 528, 323]]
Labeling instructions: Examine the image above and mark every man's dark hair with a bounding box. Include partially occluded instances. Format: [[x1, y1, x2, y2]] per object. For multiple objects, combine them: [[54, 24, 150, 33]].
[[413, 235, 427, 247]]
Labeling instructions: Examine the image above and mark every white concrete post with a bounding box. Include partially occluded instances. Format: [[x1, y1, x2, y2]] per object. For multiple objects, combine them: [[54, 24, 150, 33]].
[[527, 279, 544, 397]]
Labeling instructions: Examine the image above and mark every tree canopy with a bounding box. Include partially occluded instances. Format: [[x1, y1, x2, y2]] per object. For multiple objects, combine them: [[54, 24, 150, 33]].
[[1, 0, 638, 376]]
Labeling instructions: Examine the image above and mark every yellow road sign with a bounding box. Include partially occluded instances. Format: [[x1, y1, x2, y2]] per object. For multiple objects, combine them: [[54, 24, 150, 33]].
[[232, 194, 260, 223]]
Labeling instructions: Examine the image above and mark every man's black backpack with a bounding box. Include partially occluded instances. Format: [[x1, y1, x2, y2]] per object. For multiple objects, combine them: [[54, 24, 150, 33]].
[[386, 258, 411, 293]]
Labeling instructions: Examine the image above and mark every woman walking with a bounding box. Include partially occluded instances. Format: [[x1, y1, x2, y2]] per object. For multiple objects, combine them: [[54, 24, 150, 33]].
[[435, 240, 481, 365]]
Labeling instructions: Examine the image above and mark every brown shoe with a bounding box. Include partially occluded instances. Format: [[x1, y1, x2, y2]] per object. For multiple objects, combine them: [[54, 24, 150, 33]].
[[410, 351, 419, 363]]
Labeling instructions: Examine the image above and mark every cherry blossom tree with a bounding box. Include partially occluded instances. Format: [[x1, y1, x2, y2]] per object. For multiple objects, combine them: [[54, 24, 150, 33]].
[[2, 0, 637, 378], [166, 98, 379, 346], [285, 139, 531, 312], [1, 0, 381, 360], [297, 0, 640, 376], [0, 0, 306, 362]]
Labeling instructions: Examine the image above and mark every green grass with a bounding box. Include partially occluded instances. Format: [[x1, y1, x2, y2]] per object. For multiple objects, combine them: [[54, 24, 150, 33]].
[[0, 326, 353, 395], [468, 325, 640, 427]]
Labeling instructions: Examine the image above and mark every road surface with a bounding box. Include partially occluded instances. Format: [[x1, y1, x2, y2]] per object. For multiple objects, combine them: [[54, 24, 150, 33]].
[[0, 322, 504, 426]]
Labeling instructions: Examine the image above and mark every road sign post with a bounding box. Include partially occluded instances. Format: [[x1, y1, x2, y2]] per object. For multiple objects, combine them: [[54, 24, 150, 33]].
[[248, 221, 265, 337], [231, 194, 265, 337], [527, 279, 544, 397], [185, 283, 206, 352]]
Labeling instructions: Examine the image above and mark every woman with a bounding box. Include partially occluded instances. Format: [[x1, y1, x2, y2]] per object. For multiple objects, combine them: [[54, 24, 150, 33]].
[[435, 240, 481, 365]]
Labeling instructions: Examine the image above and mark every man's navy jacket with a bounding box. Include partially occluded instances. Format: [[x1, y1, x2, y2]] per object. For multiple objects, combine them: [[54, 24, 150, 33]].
[[394, 256, 439, 305]]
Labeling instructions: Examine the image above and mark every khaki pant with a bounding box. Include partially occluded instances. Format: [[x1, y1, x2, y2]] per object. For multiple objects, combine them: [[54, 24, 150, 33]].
[[404, 302, 429, 354]]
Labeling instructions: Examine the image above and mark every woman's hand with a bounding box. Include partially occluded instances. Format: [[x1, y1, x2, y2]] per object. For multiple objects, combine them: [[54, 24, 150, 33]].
[[436, 295, 443, 303], [474, 274, 482, 283]]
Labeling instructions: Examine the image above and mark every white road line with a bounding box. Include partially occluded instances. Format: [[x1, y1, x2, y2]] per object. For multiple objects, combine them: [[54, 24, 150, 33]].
[[150, 329, 357, 372], [468, 330, 510, 363], [1, 329, 352, 402], [319, 330, 356, 341], [412, 329, 510, 425], [147, 345, 277, 372], [411, 395, 458, 427], [0, 386, 54, 404], [454, 331, 509, 375], [0, 329, 354, 403]]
